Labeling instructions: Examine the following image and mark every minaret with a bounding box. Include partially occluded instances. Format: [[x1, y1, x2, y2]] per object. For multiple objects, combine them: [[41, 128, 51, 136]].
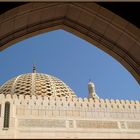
[[88, 80, 99, 99]]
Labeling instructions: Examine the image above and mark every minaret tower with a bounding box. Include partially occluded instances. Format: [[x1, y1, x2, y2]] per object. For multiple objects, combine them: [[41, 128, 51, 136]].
[[88, 80, 99, 99]]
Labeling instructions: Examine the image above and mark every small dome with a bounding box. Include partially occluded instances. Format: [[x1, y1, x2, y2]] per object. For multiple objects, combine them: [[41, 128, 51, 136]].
[[0, 73, 76, 98]]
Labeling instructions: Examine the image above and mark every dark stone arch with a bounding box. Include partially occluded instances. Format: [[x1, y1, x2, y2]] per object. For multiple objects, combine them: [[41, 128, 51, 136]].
[[0, 3, 139, 84]]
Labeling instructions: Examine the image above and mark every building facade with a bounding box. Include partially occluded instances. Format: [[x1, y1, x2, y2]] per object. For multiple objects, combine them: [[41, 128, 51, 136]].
[[0, 70, 140, 139]]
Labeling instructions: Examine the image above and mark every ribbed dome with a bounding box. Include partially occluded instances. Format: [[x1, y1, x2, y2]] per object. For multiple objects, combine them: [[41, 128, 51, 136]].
[[0, 73, 76, 98]]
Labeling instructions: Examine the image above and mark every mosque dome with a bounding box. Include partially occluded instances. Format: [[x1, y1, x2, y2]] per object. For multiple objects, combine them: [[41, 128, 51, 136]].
[[0, 73, 76, 98]]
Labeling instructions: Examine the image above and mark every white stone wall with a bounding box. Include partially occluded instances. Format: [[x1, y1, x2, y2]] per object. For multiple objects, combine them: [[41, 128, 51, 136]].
[[0, 94, 140, 138]]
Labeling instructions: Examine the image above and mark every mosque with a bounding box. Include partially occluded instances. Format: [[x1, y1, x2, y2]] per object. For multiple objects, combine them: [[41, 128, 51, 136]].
[[0, 66, 140, 139]]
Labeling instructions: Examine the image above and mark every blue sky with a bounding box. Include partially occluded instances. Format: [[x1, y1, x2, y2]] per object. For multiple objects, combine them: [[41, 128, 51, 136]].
[[0, 29, 140, 100]]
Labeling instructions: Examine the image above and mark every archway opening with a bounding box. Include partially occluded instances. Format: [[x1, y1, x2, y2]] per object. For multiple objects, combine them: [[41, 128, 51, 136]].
[[0, 29, 139, 100]]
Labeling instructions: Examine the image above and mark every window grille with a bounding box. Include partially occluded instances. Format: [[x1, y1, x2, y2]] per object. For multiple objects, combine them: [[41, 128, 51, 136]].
[[3, 102, 10, 129]]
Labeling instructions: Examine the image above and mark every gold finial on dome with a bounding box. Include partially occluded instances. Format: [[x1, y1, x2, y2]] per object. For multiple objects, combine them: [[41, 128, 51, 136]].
[[33, 64, 36, 73]]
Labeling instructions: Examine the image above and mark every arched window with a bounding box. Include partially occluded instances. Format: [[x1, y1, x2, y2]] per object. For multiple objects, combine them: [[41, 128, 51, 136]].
[[0, 104, 1, 117], [3, 102, 10, 129]]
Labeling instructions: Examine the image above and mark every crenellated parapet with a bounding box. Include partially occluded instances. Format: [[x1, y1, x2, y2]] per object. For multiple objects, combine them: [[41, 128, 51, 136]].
[[0, 92, 140, 136], [0, 94, 140, 114]]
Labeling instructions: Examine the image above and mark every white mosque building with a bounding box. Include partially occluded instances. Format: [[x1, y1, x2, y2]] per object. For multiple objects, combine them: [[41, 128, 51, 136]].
[[0, 66, 140, 139]]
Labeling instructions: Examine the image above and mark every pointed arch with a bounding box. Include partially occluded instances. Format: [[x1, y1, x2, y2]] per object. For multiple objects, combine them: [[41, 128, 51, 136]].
[[0, 3, 139, 84]]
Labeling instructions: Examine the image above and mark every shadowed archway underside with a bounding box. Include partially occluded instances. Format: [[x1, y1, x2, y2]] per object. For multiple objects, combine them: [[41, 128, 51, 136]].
[[0, 3, 140, 84]]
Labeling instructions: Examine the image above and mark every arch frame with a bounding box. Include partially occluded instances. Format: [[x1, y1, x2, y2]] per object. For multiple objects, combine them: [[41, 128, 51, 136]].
[[0, 2, 140, 84]]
